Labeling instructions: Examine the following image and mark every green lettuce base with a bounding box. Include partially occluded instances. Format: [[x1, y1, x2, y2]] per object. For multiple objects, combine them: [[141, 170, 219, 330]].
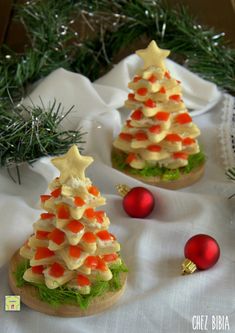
[[15, 259, 128, 309], [112, 149, 205, 181]]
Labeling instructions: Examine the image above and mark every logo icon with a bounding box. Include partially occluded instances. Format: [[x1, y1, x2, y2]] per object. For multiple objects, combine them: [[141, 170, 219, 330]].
[[5, 295, 21, 311]]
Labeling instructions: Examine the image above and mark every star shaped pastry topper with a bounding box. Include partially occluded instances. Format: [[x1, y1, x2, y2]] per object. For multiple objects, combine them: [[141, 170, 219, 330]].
[[136, 40, 170, 70], [51, 145, 93, 183]]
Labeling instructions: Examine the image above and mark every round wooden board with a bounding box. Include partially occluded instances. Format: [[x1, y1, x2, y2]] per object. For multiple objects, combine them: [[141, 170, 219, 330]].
[[112, 147, 205, 190], [8, 250, 127, 317]]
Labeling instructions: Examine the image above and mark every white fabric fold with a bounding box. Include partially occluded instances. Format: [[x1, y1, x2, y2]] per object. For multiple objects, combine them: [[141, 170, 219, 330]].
[[95, 54, 222, 116]]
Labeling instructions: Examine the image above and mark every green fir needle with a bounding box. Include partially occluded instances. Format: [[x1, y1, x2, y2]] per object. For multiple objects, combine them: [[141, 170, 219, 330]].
[[0, 0, 234, 181]]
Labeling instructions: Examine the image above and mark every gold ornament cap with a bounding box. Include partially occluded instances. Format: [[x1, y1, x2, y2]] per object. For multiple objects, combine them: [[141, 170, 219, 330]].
[[181, 258, 197, 275], [116, 184, 131, 197]]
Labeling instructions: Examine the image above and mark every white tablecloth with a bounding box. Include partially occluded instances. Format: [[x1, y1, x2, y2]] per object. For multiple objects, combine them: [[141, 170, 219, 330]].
[[1, 55, 235, 333]]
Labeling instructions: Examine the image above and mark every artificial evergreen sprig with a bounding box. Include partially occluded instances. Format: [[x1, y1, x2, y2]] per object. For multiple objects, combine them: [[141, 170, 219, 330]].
[[0, 0, 78, 101], [0, 0, 235, 179], [226, 168, 235, 183], [82, 0, 235, 93], [0, 0, 234, 100], [0, 99, 85, 183]]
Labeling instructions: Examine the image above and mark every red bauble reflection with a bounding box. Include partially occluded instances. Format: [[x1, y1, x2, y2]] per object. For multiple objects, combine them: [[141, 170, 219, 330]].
[[123, 187, 155, 218], [184, 234, 220, 270]]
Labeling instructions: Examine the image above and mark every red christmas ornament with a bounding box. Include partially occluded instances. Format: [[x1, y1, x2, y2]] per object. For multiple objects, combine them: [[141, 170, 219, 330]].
[[117, 185, 155, 218], [182, 234, 220, 274]]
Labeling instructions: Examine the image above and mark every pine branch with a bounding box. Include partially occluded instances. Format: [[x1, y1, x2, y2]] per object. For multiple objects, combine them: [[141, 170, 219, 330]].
[[0, 0, 234, 100], [226, 168, 235, 182], [95, 1, 235, 93], [0, 100, 86, 182], [0, 0, 234, 180]]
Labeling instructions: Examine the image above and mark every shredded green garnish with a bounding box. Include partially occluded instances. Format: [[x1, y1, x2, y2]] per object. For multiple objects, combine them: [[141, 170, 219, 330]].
[[183, 150, 206, 174], [14, 259, 30, 287], [112, 150, 205, 181], [14, 260, 128, 309], [162, 169, 181, 181]]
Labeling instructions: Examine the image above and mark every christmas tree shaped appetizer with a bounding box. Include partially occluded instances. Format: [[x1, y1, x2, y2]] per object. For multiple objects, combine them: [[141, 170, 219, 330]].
[[9, 145, 127, 317], [112, 41, 205, 189]]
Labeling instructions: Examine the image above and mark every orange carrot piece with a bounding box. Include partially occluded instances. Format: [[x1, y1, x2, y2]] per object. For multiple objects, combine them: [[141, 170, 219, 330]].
[[66, 220, 84, 233], [131, 109, 143, 121], [103, 253, 118, 262], [169, 94, 181, 102], [147, 145, 162, 152], [96, 230, 111, 241], [74, 196, 86, 207], [126, 120, 133, 128], [77, 274, 91, 286], [49, 262, 65, 277], [165, 134, 182, 142], [148, 125, 161, 133], [154, 112, 170, 122], [32, 265, 44, 274], [56, 204, 70, 219], [148, 74, 157, 83], [35, 247, 55, 260], [144, 99, 156, 108], [85, 256, 98, 269], [137, 87, 148, 96], [164, 71, 171, 79], [175, 113, 192, 124], [159, 87, 166, 94], [40, 213, 55, 220], [119, 133, 133, 142], [182, 137, 195, 145], [173, 152, 188, 160], [133, 75, 141, 82], [96, 257, 108, 271], [69, 245, 81, 258], [81, 232, 96, 243], [88, 186, 100, 197], [126, 153, 136, 164], [95, 211, 105, 223], [134, 132, 148, 141], [40, 195, 51, 202], [36, 230, 50, 240], [48, 228, 65, 245], [50, 187, 61, 198], [128, 93, 136, 101], [84, 208, 96, 219]]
